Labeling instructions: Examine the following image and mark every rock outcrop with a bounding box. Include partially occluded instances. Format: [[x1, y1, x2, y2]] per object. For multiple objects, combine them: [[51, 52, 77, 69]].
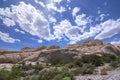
[[0, 39, 120, 63]]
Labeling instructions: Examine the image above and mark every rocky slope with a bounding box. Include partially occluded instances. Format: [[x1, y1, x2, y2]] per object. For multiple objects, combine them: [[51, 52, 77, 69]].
[[0, 39, 120, 63], [0, 39, 120, 80]]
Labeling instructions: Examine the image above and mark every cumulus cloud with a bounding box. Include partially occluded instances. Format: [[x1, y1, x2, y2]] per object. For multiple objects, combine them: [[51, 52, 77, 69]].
[[46, 3, 66, 13], [0, 31, 20, 43], [72, 7, 80, 17], [75, 14, 92, 26], [0, 2, 54, 41], [14, 28, 25, 34], [53, 19, 94, 43], [66, 26, 82, 44], [95, 19, 120, 39], [53, 19, 71, 40]]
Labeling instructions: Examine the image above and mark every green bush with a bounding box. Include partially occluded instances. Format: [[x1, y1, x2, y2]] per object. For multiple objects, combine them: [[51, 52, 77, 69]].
[[54, 71, 74, 80], [110, 56, 120, 68], [21, 63, 33, 71], [38, 69, 59, 80], [0, 70, 10, 80], [101, 54, 116, 63], [38, 69, 74, 80], [54, 74, 63, 80], [73, 59, 83, 67], [23, 77, 30, 80], [63, 77, 72, 80], [34, 62, 43, 73], [9, 65, 22, 80], [78, 64, 95, 75], [65, 63, 75, 69], [31, 75, 39, 80], [81, 54, 103, 66]]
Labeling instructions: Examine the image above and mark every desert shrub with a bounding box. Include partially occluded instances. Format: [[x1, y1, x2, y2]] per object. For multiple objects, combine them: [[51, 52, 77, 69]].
[[9, 65, 22, 80], [34, 62, 43, 73], [31, 75, 39, 80], [38, 69, 74, 80], [80, 54, 103, 66], [54, 71, 74, 80], [73, 59, 83, 67], [61, 71, 74, 79], [100, 68, 108, 75], [54, 74, 63, 80], [78, 64, 95, 75], [101, 54, 116, 63], [23, 77, 30, 80], [38, 69, 59, 80], [110, 56, 120, 68], [110, 61, 119, 68], [0, 70, 10, 80], [63, 77, 72, 80], [21, 63, 33, 71], [65, 63, 75, 69]]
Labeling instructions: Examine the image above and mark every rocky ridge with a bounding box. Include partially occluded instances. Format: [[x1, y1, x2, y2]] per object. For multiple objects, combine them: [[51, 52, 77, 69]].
[[0, 39, 120, 63]]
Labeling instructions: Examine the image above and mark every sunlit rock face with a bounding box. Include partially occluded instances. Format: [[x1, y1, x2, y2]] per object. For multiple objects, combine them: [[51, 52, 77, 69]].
[[0, 39, 120, 63]]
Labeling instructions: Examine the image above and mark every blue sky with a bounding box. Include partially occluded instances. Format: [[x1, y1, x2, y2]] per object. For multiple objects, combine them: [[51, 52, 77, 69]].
[[0, 0, 120, 50]]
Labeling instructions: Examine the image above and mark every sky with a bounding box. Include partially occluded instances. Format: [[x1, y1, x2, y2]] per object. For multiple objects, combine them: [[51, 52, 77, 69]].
[[0, 0, 120, 50]]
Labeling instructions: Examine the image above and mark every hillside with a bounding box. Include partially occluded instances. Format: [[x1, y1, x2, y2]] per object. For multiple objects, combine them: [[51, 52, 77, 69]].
[[0, 39, 120, 80]]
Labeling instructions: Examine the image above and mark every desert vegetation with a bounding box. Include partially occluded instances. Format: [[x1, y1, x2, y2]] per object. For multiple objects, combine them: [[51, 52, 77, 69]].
[[0, 53, 119, 80]]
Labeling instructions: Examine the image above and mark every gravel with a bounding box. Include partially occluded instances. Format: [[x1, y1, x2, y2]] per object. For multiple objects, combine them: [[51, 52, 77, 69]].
[[75, 69, 120, 80]]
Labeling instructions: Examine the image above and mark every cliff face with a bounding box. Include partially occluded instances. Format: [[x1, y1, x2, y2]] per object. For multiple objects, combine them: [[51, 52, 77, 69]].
[[0, 39, 120, 63]]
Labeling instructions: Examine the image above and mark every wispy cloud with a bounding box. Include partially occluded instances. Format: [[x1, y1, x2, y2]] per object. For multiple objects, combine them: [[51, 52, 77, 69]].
[[0, 31, 20, 43]]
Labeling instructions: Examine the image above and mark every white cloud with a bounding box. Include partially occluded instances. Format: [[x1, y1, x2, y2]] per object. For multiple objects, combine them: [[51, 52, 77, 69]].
[[38, 39, 43, 43], [53, 0, 62, 3], [67, 0, 71, 3], [75, 14, 92, 26], [34, 0, 45, 7], [66, 18, 120, 43], [96, 14, 109, 21], [0, 17, 15, 27], [48, 16, 56, 23], [53, 19, 71, 40], [14, 28, 25, 34], [66, 26, 82, 44], [0, 31, 20, 43], [95, 19, 120, 39], [46, 3, 66, 13], [72, 7, 80, 17], [53, 19, 92, 43], [111, 40, 120, 45], [0, 2, 54, 41], [99, 14, 106, 21]]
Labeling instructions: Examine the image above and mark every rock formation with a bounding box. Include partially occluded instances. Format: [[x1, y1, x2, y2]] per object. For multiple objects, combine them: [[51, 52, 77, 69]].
[[0, 39, 120, 63]]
